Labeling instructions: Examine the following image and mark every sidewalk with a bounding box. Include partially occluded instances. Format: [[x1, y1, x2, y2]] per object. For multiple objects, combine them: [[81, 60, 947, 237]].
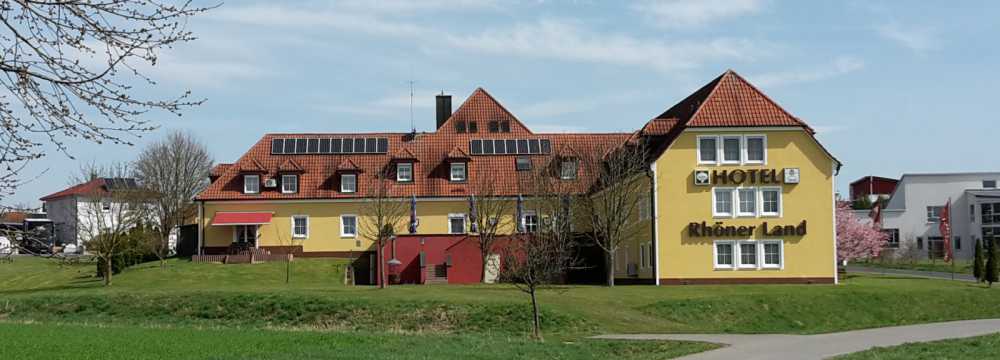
[[595, 319, 1000, 360]]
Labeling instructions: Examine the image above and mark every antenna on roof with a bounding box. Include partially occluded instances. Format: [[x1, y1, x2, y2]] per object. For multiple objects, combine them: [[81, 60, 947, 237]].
[[408, 80, 415, 132]]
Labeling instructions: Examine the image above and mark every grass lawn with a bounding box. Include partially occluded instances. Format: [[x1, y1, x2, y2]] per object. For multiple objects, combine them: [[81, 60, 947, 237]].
[[3, 256, 1000, 358], [835, 333, 1000, 360], [0, 322, 716, 360], [852, 259, 974, 275]]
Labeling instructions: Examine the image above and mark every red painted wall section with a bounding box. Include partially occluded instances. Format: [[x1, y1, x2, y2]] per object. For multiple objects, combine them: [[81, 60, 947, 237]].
[[377, 235, 512, 285]]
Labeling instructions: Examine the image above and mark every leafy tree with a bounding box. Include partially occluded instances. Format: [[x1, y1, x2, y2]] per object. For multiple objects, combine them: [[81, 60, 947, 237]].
[[836, 202, 888, 262], [974, 238, 985, 282], [851, 196, 873, 210]]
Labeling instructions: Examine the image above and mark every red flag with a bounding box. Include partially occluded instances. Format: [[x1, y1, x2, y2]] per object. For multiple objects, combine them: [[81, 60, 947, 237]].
[[869, 199, 882, 227], [939, 199, 952, 262]]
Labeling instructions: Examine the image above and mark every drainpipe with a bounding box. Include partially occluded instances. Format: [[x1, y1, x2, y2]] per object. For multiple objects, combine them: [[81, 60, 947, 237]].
[[650, 163, 660, 286], [197, 201, 204, 256]]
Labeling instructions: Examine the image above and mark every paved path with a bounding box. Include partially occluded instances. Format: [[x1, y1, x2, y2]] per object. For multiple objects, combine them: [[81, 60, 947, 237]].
[[847, 265, 976, 282], [595, 319, 1000, 360]]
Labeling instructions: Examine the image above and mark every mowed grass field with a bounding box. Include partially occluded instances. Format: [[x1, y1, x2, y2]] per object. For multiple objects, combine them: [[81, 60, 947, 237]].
[[2, 257, 1000, 359], [835, 333, 1000, 360]]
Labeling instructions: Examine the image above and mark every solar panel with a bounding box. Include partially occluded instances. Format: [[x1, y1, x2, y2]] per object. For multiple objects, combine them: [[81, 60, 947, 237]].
[[377, 138, 388, 153], [528, 139, 540, 154], [307, 139, 319, 153], [272, 139, 284, 154], [319, 138, 331, 153], [470, 140, 482, 155], [494, 139, 507, 154], [269, 137, 389, 155]]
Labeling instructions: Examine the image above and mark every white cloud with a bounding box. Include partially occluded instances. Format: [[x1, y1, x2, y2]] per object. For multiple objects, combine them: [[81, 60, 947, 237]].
[[208, 4, 431, 37], [519, 91, 640, 118], [318, 90, 436, 118], [447, 20, 768, 73], [631, 0, 766, 28], [749, 56, 864, 88], [877, 22, 939, 52]]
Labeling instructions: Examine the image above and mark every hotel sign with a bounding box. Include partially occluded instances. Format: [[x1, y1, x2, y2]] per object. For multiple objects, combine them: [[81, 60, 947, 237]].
[[694, 168, 800, 186], [688, 220, 808, 237]]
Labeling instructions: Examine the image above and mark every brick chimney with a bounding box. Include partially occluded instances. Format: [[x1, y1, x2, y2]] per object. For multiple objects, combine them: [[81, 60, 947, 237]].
[[436, 93, 451, 130]]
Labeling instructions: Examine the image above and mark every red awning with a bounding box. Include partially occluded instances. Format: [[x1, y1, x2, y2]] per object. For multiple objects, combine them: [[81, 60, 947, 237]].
[[211, 212, 272, 226]]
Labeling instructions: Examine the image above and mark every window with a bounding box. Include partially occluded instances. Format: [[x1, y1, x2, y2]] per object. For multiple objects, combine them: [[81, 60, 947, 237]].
[[983, 203, 1000, 224], [917, 237, 923, 250], [721, 136, 741, 164], [450, 162, 467, 182], [745, 135, 766, 164], [560, 160, 577, 180], [455, 121, 466, 133], [234, 225, 257, 246], [468, 121, 478, 133], [647, 242, 655, 270], [761, 241, 782, 269], [713, 188, 734, 217], [448, 214, 466, 234], [714, 241, 734, 269], [341, 174, 357, 193], [292, 215, 308, 238], [926, 206, 944, 222], [737, 188, 757, 217], [697, 136, 717, 164], [515, 157, 532, 171], [488, 121, 499, 133], [500, 121, 511, 132], [522, 211, 539, 233], [760, 188, 782, 217], [101, 200, 111, 212], [281, 174, 298, 194], [738, 241, 758, 269], [955, 236, 961, 250], [985, 180, 997, 189], [639, 244, 648, 268], [883, 229, 900, 248], [244, 174, 260, 194], [397, 163, 413, 182], [340, 215, 357, 237], [638, 194, 651, 220]]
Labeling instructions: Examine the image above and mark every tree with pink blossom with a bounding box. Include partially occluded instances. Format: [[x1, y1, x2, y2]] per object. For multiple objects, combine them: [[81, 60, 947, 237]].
[[837, 202, 889, 262]]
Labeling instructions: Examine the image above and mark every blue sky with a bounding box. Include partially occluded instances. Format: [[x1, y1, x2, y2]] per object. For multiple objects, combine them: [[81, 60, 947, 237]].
[[11, 0, 1000, 206]]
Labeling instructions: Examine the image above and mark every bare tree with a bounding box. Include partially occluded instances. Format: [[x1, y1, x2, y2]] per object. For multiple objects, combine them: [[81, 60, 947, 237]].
[[76, 163, 152, 286], [499, 162, 580, 340], [359, 168, 409, 289], [580, 141, 650, 286], [135, 130, 212, 267], [469, 177, 514, 283], [0, 1, 213, 200]]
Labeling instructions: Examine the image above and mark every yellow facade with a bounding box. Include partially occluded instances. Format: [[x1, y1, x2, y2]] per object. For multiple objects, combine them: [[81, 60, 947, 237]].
[[652, 128, 837, 283]]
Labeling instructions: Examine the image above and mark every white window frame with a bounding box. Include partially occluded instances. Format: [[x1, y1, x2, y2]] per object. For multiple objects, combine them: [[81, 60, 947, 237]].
[[560, 160, 578, 180], [696, 135, 719, 165], [759, 187, 783, 217], [639, 243, 647, 269], [743, 135, 767, 165], [713, 240, 735, 269], [637, 195, 651, 220], [712, 187, 735, 218], [926, 206, 943, 223], [720, 135, 742, 165], [521, 210, 539, 233], [737, 240, 759, 269], [760, 240, 783, 269], [232, 224, 259, 247], [340, 214, 357, 238], [397, 163, 413, 182], [291, 215, 309, 239], [450, 162, 467, 182], [243, 174, 260, 194], [736, 187, 757, 217], [448, 213, 467, 234], [281, 174, 298, 194], [341, 174, 357, 193]]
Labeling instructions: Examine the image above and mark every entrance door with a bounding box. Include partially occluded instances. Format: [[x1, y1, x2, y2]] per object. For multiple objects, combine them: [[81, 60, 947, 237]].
[[927, 236, 944, 259], [484, 254, 501, 284], [233, 225, 258, 248]]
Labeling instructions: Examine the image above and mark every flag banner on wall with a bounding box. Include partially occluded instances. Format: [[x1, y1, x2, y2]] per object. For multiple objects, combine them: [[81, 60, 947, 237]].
[[869, 200, 882, 227], [940, 198, 952, 262]]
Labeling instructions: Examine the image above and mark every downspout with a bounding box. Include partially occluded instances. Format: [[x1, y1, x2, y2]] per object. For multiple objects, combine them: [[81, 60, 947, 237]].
[[832, 164, 839, 285], [650, 163, 660, 286], [197, 201, 204, 256]]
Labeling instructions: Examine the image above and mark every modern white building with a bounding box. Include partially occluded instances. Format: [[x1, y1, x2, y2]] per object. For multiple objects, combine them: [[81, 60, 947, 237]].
[[40, 178, 140, 247], [879, 172, 1000, 260]]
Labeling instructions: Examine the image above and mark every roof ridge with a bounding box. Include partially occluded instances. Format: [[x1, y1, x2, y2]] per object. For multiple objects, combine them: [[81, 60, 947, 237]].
[[722, 70, 813, 132]]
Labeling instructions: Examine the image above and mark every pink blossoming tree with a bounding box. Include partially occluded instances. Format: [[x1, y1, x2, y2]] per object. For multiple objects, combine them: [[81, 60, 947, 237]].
[[837, 202, 888, 262]]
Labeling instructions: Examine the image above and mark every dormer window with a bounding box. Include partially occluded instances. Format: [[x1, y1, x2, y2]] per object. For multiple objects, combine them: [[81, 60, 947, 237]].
[[397, 163, 413, 182], [500, 121, 511, 132], [341, 174, 357, 193], [468, 121, 478, 133], [243, 174, 260, 194], [560, 160, 577, 180], [455, 121, 466, 133], [281, 174, 298, 194], [450, 162, 467, 182]]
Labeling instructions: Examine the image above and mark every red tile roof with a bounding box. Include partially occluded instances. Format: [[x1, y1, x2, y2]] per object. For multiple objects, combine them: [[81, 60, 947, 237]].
[[277, 159, 304, 172], [40, 178, 109, 201]]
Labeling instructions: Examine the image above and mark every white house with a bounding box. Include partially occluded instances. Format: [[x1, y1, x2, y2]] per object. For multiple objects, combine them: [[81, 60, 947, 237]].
[[40, 178, 142, 248]]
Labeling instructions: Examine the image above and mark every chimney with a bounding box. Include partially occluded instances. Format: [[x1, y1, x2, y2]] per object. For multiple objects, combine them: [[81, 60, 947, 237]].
[[436, 92, 451, 130]]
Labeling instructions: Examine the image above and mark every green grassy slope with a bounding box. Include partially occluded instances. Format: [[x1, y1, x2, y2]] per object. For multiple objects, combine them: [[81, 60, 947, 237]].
[[835, 333, 1000, 360]]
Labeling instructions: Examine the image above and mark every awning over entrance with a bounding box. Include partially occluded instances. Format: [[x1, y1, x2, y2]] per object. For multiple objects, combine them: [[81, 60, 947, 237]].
[[211, 212, 272, 226]]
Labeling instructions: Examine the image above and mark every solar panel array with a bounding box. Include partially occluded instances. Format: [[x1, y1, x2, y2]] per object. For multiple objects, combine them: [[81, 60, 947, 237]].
[[469, 139, 551, 155], [102, 178, 138, 190], [271, 138, 389, 155]]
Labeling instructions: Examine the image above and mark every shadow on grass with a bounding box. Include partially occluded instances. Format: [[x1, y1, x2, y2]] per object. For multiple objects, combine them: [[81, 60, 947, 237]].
[[0, 277, 103, 296]]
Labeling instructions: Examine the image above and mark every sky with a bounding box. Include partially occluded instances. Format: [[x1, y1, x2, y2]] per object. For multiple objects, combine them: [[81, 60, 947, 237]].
[[9, 0, 1000, 207]]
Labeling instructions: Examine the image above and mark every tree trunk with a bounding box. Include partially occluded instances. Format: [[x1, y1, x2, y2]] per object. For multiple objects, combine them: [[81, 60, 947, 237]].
[[606, 251, 616, 287], [285, 256, 291, 284], [529, 287, 542, 341], [104, 257, 113, 286], [480, 250, 489, 283], [377, 239, 386, 289]]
